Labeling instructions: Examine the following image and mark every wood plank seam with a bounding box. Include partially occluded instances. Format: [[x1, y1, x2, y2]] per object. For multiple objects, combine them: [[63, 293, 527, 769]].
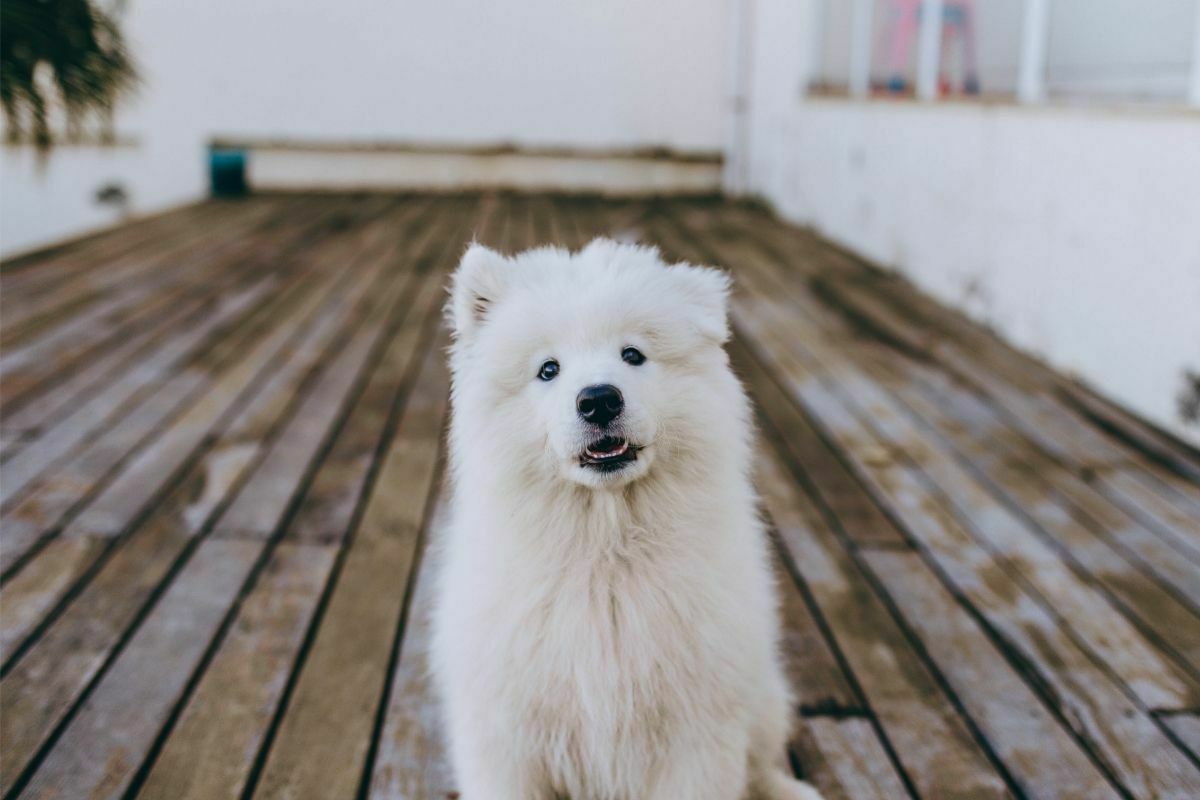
[[646, 204, 1016, 799], [700, 215, 1200, 796], [132, 200, 472, 800], [720, 211, 1200, 680], [0, 205, 423, 799], [0, 200, 386, 579], [736, 211, 1200, 535], [743, 335, 1024, 800], [0, 199, 334, 452], [7, 200, 452, 800], [242, 318, 455, 799]]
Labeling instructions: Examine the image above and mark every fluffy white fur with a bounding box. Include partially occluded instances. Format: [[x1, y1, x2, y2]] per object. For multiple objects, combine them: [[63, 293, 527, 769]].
[[432, 239, 823, 800]]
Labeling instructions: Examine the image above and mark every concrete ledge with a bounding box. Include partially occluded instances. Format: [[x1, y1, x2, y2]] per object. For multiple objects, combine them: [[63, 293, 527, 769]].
[[212, 139, 723, 195]]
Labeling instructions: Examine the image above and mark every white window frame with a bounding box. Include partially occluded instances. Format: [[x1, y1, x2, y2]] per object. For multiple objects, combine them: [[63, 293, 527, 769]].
[[832, 0, 1200, 108]]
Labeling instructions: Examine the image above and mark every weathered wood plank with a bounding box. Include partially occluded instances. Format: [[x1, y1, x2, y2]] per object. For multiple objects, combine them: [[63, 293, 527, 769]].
[[1162, 714, 1200, 760], [735, 204, 1199, 476], [0, 202, 415, 796], [133, 542, 337, 800], [662, 206, 1200, 797], [251, 332, 451, 800], [286, 199, 472, 545], [730, 220, 1200, 650], [0, 201, 251, 339], [366, 495, 456, 800], [0, 198, 293, 410], [6, 193, 1196, 800], [732, 337, 909, 548], [830, 365, 1197, 707], [0, 535, 105, 664], [0, 279, 272, 507], [833, 274, 1200, 555], [0, 453, 255, 797], [737, 326, 1200, 797], [2, 276, 257, 448], [7, 202, 437, 800], [209, 202, 449, 541], [879, 365, 1200, 665], [0, 375, 197, 577], [720, 216, 1200, 632], [1056, 382, 1200, 485], [14, 538, 263, 800], [63, 205, 396, 540], [127, 200, 472, 800], [1096, 468, 1200, 561], [724, 207, 1200, 545], [768, 538, 862, 716], [0, 201, 388, 650], [0, 200, 376, 571], [9, 255, 334, 548], [864, 550, 1121, 799], [674, 206, 1200, 695], [0, 199, 339, 449], [0, 198, 250, 294], [789, 717, 912, 800], [755, 437, 1012, 799]]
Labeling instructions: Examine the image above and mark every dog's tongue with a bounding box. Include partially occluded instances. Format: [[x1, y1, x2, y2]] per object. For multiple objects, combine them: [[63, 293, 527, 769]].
[[587, 437, 628, 458]]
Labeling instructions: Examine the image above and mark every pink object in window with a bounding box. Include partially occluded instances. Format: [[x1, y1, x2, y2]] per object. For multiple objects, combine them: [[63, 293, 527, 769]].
[[883, 0, 980, 95]]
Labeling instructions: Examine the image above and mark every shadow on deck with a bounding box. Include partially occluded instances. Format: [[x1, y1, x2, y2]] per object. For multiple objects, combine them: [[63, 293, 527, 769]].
[[1, 193, 1198, 800]]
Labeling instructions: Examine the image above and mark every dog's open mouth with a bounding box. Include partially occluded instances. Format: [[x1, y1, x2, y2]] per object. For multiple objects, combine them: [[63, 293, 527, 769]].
[[580, 436, 639, 471]]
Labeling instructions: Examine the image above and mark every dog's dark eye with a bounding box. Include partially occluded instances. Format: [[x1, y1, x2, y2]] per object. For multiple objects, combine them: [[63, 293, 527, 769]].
[[621, 346, 646, 366], [537, 359, 560, 381]]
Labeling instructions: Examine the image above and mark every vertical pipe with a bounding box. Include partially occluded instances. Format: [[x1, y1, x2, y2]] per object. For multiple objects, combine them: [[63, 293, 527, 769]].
[[1018, 0, 1050, 104], [850, 0, 874, 98], [1189, 0, 1200, 106], [724, 0, 756, 195], [916, 0, 945, 100], [806, 0, 829, 96]]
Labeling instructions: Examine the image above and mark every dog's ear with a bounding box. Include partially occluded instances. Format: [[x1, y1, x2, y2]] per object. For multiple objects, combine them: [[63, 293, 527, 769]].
[[449, 243, 511, 341], [670, 263, 733, 344]]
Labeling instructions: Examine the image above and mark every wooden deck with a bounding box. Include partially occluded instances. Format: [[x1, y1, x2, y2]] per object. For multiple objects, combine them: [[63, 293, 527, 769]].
[[1, 193, 1198, 800]]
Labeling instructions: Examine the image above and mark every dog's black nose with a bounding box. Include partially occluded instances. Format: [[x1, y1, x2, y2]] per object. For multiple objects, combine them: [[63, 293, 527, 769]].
[[577, 384, 624, 427]]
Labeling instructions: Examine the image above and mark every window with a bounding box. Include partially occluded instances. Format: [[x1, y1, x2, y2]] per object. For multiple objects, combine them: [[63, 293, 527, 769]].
[[1046, 0, 1196, 104], [806, 0, 1200, 107]]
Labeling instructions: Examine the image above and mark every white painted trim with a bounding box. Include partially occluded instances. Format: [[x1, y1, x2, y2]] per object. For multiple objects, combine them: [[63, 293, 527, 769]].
[[1018, 0, 1050, 104], [849, 0, 874, 98], [916, 0, 945, 100]]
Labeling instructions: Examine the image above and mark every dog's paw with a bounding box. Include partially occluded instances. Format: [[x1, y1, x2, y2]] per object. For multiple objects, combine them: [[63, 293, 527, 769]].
[[792, 783, 825, 800], [762, 774, 825, 800]]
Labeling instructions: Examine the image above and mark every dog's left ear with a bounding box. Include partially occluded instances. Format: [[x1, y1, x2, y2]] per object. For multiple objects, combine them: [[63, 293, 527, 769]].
[[670, 263, 732, 344], [449, 243, 511, 341]]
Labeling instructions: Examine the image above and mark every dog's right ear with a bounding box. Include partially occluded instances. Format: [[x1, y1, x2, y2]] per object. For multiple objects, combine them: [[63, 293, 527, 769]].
[[449, 243, 510, 341]]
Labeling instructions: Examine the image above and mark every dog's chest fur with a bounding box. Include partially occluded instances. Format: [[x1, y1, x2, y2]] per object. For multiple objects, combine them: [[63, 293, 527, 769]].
[[448, 488, 756, 787]]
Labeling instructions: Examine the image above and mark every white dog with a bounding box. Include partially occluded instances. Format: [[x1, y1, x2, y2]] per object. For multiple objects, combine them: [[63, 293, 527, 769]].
[[432, 239, 823, 800]]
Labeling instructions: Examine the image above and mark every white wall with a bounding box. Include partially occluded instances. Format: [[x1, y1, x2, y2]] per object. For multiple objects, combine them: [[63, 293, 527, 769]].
[[2, 0, 730, 256], [743, 0, 1200, 441]]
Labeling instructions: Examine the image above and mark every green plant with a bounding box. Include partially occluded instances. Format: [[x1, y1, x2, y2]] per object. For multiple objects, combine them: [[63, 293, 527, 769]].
[[1, 0, 138, 150]]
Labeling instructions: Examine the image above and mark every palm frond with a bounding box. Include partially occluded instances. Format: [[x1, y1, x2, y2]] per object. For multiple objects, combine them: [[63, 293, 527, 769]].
[[1, 0, 138, 151]]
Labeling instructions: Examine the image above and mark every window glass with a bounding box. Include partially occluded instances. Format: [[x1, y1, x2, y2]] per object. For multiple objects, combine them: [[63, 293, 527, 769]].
[[1046, 0, 1195, 104], [869, 0, 1022, 98], [810, 0, 855, 94]]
